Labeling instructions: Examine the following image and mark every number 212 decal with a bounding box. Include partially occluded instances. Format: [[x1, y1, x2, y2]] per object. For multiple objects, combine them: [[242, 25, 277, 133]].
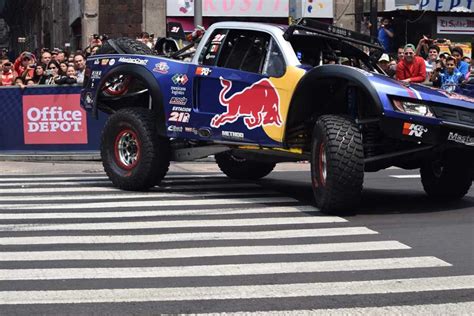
[[169, 112, 190, 123]]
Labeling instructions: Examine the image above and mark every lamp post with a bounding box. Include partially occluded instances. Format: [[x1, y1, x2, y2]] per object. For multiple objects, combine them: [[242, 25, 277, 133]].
[[369, 0, 378, 37], [194, 0, 202, 28]]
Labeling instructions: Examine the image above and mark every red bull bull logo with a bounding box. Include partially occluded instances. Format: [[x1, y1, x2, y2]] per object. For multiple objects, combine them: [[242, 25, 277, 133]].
[[211, 77, 282, 130]]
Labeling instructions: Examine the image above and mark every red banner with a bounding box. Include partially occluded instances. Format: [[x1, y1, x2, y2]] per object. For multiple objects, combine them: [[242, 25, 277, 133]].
[[22, 94, 88, 144]]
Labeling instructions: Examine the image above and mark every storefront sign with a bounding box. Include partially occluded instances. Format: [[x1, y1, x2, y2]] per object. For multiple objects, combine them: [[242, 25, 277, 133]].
[[167, 0, 289, 17], [23, 94, 88, 144], [387, 0, 473, 11], [437, 16, 474, 34]]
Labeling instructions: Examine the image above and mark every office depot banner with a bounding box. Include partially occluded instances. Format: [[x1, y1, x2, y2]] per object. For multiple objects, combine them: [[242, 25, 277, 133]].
[[22, 94, 88, 144], [167, 0, 289, 17]]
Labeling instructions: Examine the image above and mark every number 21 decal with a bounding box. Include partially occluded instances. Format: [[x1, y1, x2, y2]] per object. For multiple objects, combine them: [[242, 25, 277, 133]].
[[169, 112, 190, 123]]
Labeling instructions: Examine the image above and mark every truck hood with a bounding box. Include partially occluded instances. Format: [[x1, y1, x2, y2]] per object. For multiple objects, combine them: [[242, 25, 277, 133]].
[[368, 73, 474, 111]]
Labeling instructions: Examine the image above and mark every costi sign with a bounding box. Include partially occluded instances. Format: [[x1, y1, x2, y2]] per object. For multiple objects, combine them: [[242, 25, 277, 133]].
[[437, 16, 474, 34], [167, 0, 289, 17], [22, 94, 88, 144]]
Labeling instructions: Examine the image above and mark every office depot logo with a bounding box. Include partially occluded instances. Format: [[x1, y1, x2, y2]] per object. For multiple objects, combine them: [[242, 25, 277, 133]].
[[23, 94, 88, 144]]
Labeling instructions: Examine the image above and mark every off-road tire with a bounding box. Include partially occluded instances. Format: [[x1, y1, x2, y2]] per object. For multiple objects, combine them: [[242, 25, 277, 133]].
[[96, 37, 155, 55], [101, 107, 170, 190], [420, 155, 472, 201], [311, 115, 364, 214], [215, 152, 276, 180]]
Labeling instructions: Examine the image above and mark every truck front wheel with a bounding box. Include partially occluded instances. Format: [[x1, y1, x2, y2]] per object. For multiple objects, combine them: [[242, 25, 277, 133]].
[[101, 108, 170, 190], [215, 152, 275, 180], [311, 115, 364, 214], [420, 156, 472, 201]]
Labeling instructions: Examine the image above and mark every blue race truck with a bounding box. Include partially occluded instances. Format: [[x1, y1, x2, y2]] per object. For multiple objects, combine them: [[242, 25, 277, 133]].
[[81, 19, 474, 214]]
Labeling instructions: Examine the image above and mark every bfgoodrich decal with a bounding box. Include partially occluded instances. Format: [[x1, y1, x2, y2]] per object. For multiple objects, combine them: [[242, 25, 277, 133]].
[[22, 94, 88, 144]]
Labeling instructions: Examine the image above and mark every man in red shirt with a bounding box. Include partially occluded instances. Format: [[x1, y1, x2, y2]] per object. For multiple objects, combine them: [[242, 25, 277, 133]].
[[396, 44, 426, 83]]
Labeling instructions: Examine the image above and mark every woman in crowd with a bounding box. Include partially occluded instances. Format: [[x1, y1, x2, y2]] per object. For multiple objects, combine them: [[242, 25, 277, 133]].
[[55, 66, 78, 85], [32, 64, 47, 84], [44, 60, 63, 85], [59, 62, 68, 75]]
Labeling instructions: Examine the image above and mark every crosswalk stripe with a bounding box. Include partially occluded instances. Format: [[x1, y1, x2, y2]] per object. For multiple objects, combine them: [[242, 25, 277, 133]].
[[0, 197, 298, 210], [0, 190, 277, 202], [0, 206, 319, 219], [0, 241, 410, 261], [0, 216, 346, 232], [0, 183, 261, 194], [0, 275, 472, 304], [0, 174, 223, 182], [390, 175, 421, 178], [196, 302, 474, 316], [0, 227, 377, 245], [0, 257, 450, 280]]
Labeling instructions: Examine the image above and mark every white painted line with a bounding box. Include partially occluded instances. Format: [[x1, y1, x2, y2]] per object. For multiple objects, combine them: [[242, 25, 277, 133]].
[[0, 197, 298, 210], [0, 241, 409, 261], [0, 190, 276, 202], [196, 302, 474, 316], [0, 216, 346, 232], [390, 175, 421, 179], [0, 183, 260, 194], [0, 257, 449, 280], [0, 174, 224, 182], [0, 275, 471, 304], [0, 227, 378, 245], [0, 206, 319, 220], [0, 181, 108, 187]]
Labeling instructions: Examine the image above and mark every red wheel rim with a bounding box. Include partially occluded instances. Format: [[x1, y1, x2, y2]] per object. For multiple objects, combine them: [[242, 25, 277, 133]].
[[104, 75, 131, 96], [114, 129, 140, 170], [318, 142, 327, 186]]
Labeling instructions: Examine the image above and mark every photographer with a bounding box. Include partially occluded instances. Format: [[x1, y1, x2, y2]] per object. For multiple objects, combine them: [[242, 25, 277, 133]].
[[430, 56, 464, 93], [377, 18, 394, 53]]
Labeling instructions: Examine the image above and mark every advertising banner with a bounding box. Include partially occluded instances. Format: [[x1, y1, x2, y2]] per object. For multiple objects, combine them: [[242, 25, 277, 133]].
[[386, 0, 474, 11], [166, 0, 289, 17], [437, 16, 474, 34]]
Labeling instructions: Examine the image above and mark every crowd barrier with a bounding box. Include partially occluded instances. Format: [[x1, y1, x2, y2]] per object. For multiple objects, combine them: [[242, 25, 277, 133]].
[[0, 85, 107, 152]]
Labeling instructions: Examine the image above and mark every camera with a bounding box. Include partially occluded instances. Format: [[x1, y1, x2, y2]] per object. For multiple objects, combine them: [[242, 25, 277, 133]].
[[93, 34, 100, 39], [45, 69, 53, 76], [435, 38, 446, 43]]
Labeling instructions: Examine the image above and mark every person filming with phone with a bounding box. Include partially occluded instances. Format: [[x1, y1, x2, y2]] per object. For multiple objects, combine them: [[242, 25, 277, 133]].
[[430, 56, 464, 93]]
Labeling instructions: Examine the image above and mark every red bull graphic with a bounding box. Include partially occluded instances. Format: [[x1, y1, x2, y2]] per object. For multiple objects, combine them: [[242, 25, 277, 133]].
[[211, 77, 282, 130]]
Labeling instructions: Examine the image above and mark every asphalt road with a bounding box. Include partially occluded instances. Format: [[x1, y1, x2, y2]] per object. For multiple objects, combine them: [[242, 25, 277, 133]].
[[0, 161, 472, 315]]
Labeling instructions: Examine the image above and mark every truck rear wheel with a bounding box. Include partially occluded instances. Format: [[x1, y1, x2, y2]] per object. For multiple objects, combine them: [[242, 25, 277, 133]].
[[215, 152, 275, 180], [101, 108, 170, 190], [420, 156, 472, 201], [311, 115, 364, 214]]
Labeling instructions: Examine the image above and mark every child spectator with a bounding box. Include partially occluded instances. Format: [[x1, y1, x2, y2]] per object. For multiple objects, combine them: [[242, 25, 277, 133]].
[[396, 44, 426, 84], [14, 77, 25, 88], [450, 46, 470, 79], [431, 56, 464, 92]]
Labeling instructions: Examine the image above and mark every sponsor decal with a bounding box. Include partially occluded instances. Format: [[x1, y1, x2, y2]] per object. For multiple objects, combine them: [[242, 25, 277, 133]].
[[171, 86, 186, 96], [22, 94, 87, 144], [205, 53, 216, 60], [438, 90, 474, 103], [118, 57, 148, 65], [211, 77, 282, 130], [170, 97, 188, 106], [84, 92, 94, 107], [172, 74, 188, 85], [195, 67, 212, 76], [211, 34, 226, 43], [153, 62, 169, 74], [184, 127, 198, 135], [402, 122, 427, 138], [169, 111, 190, 123], [109, 59, 115, 66], [91, 71, 102, 80], [101, 59, 109, 66], [94, 59, 100, 65], [172, 106, 191, 112], [447, 132, 474, 146], [222, 131, 244, 140], [210, 45, 219, 53], [167, 125, 183, 133]]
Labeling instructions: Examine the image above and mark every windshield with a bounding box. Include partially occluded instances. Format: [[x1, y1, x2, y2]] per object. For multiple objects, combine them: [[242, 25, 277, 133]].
[[289, 34, 380, 73]]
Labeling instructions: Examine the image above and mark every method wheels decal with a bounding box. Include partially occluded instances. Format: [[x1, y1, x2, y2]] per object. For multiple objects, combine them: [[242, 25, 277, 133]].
[[311, 115, 364, 215]]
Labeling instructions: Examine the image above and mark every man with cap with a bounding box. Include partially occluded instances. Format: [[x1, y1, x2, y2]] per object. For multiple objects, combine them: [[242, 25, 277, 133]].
[[396, 44, 426, 84], [378, 54, 395, 78]]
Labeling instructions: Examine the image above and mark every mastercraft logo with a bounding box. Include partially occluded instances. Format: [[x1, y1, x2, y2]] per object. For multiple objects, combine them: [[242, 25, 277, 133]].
[[22, 94, 88, 144]]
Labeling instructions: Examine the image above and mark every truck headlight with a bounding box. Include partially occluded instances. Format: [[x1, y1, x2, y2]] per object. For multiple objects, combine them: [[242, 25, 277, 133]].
[[392, 99, 435, 117]]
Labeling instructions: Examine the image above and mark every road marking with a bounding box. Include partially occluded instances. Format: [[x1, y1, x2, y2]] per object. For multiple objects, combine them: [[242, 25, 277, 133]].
[[0, 174, 223, 182], [0, 206, 320, 219], [0, 197, 298, 210], [0, 216, 347, 232], [0, 227, 377, 245], [196, 302, 474, 316], [0, 190, 277, 202], [390, 175, 421, 179], [0, 241, 410, 261], [0, 257, 449, 280], [0, 183, 261, 194], [0, 275, 472, 304]]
